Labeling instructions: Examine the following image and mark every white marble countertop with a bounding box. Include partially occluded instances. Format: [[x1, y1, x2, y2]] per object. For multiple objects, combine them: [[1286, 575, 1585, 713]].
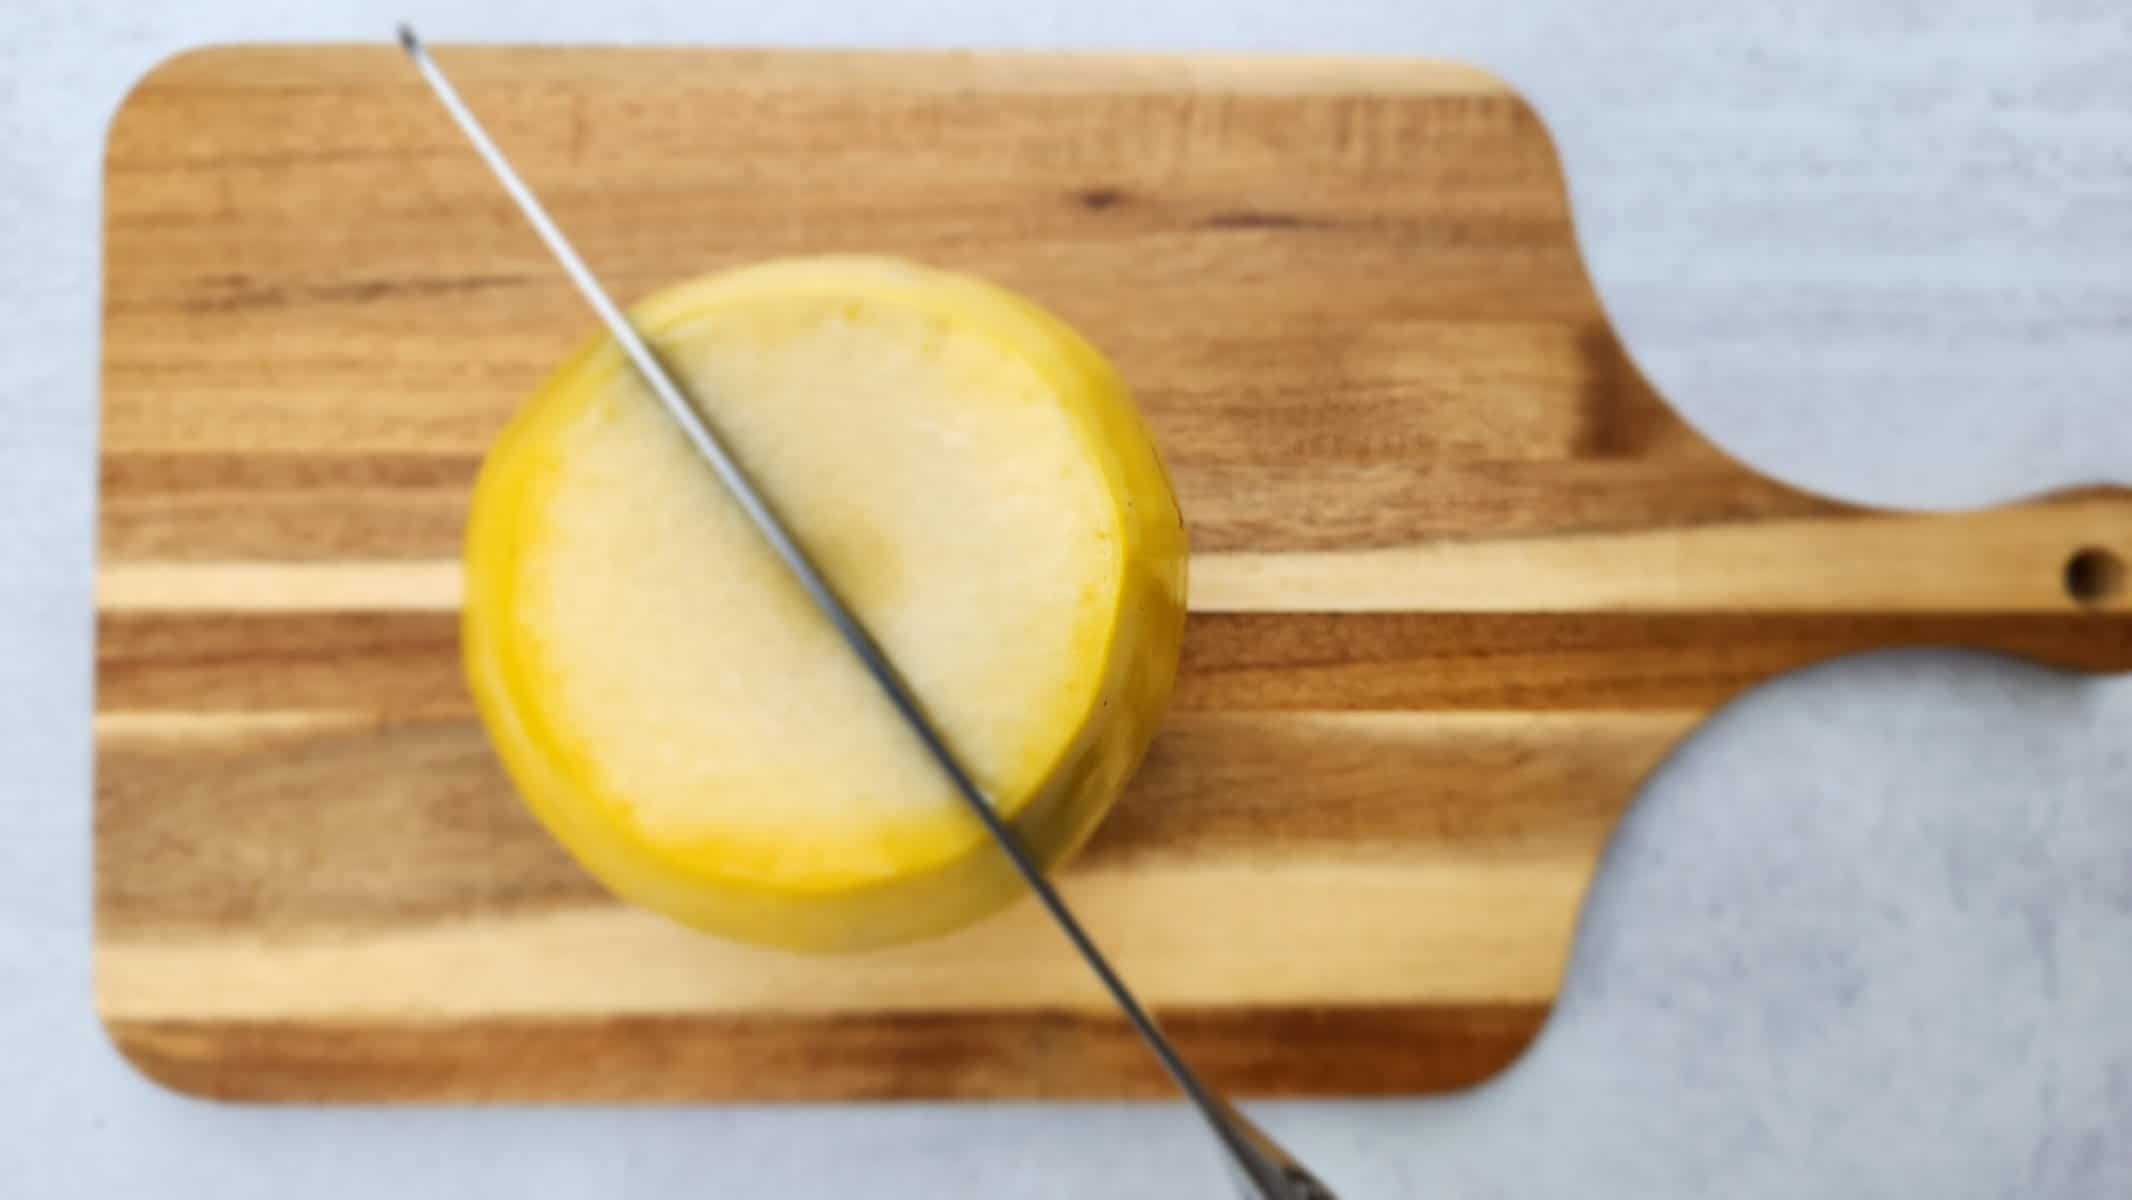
[[3, 1, 2129, 1195]]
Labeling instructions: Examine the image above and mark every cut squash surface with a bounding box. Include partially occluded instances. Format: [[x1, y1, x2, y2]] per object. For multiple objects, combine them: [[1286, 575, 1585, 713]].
[[464, 258, 1187, 950]]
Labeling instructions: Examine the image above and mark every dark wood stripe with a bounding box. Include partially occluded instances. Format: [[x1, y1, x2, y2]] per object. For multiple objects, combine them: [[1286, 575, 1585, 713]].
[[1175, 610, 2132, 710], [94, 711, 1665, 936], [96, 452, 1840, 559], [97, 611, 465, 716], [96, 719, 596, 934], [99, 454, 479, 562], [1167, 455, 1841, 552], [1105, 710, 1667, 868], [105, 1003, 1548, 1101], [100, 451, 482, 492], [97, 610, 2132, 716], [103, 272, 531, 315]]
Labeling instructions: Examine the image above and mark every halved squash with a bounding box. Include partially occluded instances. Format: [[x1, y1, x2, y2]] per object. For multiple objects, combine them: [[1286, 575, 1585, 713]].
[[463, 257, 1187, 951]]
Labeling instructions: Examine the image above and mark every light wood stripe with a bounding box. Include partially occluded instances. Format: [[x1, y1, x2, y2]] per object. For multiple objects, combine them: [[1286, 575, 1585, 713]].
[[95, 855, 1586, 1022], [97, 561, 465, 612], [93, 710, 378, 746], [94, 497, 2130, 614], [1198, 497, 2130, 613], [128, 46, 1519, 101]]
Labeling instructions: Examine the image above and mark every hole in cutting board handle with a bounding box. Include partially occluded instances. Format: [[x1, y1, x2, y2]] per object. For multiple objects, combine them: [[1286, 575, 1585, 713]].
[[2064, 547, 2126, 607]]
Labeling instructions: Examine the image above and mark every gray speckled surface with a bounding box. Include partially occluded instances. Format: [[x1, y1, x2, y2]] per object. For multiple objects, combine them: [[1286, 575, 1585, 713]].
[[3, 2, 2129, 1196]]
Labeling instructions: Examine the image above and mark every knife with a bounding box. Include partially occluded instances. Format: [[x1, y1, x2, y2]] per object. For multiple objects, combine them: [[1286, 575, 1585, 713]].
[[399, 25, 1335, 1198]]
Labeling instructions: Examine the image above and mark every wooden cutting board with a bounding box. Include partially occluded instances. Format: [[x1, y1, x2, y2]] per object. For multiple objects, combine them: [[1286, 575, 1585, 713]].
[[96, 45, 2132, 1103]]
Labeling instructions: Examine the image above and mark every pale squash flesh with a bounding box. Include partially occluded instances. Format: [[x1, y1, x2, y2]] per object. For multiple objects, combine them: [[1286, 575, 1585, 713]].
[[463, 258, 1187, 950]]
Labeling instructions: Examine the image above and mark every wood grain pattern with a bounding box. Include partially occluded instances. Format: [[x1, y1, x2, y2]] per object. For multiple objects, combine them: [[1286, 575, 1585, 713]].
[[96, 45, 2132, 1102], [108, 1005, 1547, 1102]]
